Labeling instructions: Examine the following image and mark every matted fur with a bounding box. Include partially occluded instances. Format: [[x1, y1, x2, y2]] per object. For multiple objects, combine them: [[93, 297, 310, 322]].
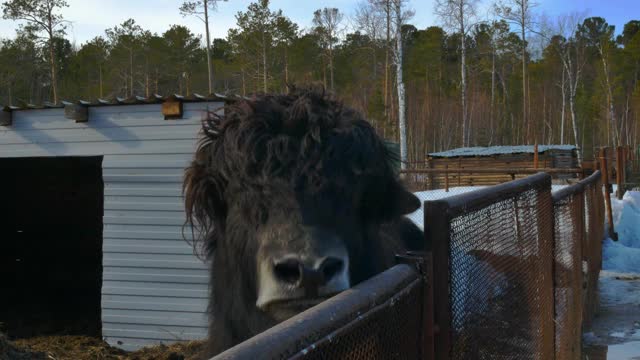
[[183, 85, 424, 356]]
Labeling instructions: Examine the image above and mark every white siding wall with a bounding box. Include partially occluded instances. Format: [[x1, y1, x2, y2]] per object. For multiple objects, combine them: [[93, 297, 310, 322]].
[[0, 102, 221, 351]]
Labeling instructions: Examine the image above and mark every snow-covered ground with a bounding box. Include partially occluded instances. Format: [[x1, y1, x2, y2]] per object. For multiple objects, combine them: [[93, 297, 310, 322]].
[[583, 190, 640, 359], [408, 184, 570, 230], [408, 187, 482, 229]]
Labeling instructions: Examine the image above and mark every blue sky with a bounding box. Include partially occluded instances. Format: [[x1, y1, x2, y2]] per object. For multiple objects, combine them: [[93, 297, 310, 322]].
[[0, 0, 636, 45]]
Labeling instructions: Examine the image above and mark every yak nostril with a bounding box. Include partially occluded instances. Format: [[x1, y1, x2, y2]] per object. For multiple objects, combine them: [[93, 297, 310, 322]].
[[320, 257, 344, 283], [273, 259, 302, 284]]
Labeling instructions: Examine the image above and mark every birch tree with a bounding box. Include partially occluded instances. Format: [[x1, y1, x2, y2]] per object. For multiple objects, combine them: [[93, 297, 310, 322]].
[[180, 0, 227, 95], [495, 0, 538, 143], [578, 17, 619, 147], [392, 0, 412, 169], [549, 13, 587, 162], [435, 0, 480, 147], [313, 8, 343, 92]]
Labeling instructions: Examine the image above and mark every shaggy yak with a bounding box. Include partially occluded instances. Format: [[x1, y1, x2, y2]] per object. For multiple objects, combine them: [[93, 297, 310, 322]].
[[183, 86, 426, 356]]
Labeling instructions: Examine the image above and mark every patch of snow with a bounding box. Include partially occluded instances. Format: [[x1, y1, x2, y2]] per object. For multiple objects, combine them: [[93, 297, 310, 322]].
[[603, 191, 640, 273], [583, 332, 598, 342], [611, 331, 627, 338], [599, 271, 640, 307], [407, 187, 485, 230], [606, 341, 640, 359], [428, 145, 576, 158]]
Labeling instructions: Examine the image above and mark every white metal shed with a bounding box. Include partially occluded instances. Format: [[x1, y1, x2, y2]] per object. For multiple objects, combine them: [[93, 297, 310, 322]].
[[0, 95, 225, 351]]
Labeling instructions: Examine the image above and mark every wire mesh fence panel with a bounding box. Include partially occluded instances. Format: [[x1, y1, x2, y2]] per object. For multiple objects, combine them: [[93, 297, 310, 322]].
[[428, 173, 555, 360], [288, 275, 423, 360], [552, 184, 585, 360], [211, 264, 427, 360]]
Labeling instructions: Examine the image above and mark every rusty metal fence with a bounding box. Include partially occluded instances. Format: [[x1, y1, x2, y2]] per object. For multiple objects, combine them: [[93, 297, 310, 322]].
[[212, 262, 429, 360], [210, 172, 605, 360], [581, 172, 605, 329], [426, 173, 556, 360]]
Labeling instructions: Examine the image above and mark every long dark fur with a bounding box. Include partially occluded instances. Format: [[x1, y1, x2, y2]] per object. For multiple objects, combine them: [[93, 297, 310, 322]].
[[183, 85, 425, 356]]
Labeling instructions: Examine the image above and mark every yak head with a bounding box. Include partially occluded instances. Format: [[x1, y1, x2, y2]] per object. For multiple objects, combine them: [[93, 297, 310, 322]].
[[184, 86, 420, 323]]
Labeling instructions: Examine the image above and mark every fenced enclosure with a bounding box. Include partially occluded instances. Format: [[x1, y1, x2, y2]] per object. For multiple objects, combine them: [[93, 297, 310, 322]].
[[211, 171, 605, 360]]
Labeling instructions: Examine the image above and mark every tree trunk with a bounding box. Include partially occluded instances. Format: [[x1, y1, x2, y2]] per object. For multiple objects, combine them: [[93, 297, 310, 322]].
[[569, 89, 582, 163], [600, 49, 618, 147], [490, 43, 496, 145], [130, 47, 134, 97], [48, 34, 58, 103], [384, 0, 390, 119], [99, 64, 103, 99], [560, 67, 566, 144], [395, 0, 407, 170], [284, 46, 289, 86], [262, 32, 268, 93], [521, 16, 526, 144], [204, 0, 214, 94], [329, 43, 334, 91], [241, 68, 246, 96], [460, 6, 468, 147]]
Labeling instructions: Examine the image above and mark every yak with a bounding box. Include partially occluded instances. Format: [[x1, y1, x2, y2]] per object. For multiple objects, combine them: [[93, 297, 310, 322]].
[[183, 85, 426, 356]]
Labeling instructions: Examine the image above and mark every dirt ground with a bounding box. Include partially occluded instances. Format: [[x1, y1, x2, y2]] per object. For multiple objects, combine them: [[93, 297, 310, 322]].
[[0, 333, 206, 360]]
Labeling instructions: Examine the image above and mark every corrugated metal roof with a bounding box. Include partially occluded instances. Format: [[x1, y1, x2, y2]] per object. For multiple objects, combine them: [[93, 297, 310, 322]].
[[428, 145, 577, 158], [2, 93, 236, 111]]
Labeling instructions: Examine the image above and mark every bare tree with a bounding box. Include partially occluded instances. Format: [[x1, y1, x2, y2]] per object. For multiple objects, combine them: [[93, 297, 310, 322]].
[[495, 0, 538, 143], [2, 0, 69, 104], [541, 12, 588, 161], [435, 0, 481, 147], [180, 0, 227, 95], [354, 1, 385, 40], [313, 8, 343, 92], [392, 0, 413, 169]]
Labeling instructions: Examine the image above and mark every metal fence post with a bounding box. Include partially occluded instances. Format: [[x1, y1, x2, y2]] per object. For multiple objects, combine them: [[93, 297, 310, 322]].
[[600, 149, 618, 240], [616, 146, 624, 200], [424, 200, 451, 360], [445, 165, 450, 193], [397, 251, 435, 360]]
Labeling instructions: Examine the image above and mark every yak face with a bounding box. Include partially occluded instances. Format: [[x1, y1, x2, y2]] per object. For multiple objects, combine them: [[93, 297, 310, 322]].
[[184, 86, 420, 324], [250, 193, 351, 321]]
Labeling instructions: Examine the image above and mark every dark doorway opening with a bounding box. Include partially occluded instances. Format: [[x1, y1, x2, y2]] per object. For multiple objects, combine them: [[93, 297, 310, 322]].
[[0, 156, 103, 338]]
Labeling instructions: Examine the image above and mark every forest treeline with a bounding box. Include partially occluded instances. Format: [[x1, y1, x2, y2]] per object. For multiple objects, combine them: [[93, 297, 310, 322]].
[[1, 0, 639, 161]]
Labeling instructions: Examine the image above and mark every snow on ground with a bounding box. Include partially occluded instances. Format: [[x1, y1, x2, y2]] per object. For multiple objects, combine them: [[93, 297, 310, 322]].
[[428, 145, 576, 158], [407, 187, 483, 230], [583, 190, 640, 359], [408, 184, 570, 230], [603, 191, 640, 273]]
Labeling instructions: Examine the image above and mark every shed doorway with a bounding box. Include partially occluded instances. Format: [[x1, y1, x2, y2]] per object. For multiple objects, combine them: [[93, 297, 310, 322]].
[[0, 156, 104, 338]]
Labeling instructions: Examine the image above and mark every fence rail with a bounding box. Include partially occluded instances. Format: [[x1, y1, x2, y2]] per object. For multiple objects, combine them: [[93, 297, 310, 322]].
[[210, 171, 606, 360], [401, 168, 583, 192], [212, 263, 428, 360]]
